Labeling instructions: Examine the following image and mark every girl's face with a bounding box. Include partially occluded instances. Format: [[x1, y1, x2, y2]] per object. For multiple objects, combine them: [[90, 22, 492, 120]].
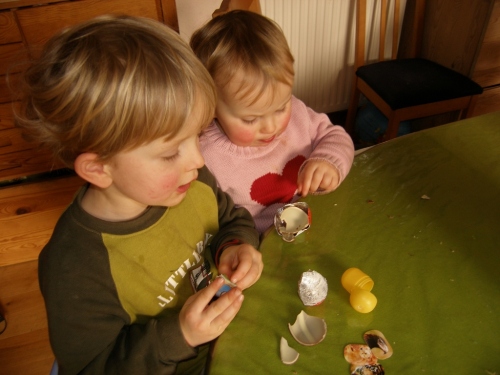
[[215, 73, 293, 147]]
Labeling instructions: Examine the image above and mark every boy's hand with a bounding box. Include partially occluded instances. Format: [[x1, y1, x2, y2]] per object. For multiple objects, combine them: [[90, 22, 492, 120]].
[[218, 243, 263, 290], [180, 277, 244, 347], [297, 160, 340, 197]]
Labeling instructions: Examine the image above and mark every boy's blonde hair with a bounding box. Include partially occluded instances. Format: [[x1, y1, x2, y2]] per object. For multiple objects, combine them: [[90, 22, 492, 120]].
[[15, 15, 216, 168], [190, 10, 294, 104]]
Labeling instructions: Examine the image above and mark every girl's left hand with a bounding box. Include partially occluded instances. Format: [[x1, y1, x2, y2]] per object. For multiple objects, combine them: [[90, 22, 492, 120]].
[[297, 160, 340, 197]]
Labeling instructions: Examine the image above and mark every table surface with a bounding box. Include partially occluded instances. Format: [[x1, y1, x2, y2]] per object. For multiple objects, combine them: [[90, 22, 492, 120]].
[[208, 112, 500, 374]]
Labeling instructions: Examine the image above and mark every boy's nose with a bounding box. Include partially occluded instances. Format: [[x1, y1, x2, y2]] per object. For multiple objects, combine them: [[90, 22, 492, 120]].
[[188, 142, 205, 170], [192, 148, 205, 169]]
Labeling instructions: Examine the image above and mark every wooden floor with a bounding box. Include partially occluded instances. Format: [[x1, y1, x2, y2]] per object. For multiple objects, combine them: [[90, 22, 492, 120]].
[[0, 260, 54, 375], [0, 175, 84, 375]]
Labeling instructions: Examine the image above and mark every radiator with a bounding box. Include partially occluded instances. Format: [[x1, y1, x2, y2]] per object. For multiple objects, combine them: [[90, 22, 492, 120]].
[[260, 0, 406, 114]]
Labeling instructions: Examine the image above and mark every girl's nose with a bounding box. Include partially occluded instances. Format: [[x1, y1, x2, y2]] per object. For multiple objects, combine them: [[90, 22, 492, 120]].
[[260, 118, 277, 134]]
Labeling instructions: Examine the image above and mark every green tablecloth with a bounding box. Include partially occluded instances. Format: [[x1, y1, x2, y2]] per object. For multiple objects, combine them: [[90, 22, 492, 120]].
[[209, 112, 500, 374]]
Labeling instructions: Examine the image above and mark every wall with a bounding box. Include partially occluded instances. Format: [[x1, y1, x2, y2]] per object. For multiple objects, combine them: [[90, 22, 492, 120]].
[[261, 0, 406, 114]]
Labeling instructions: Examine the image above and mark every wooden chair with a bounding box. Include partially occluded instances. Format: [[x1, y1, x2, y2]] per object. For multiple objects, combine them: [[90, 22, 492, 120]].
[[345, 0, 483, 142]]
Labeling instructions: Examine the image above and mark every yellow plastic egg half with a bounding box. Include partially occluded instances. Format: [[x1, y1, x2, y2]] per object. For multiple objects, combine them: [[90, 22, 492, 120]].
[[349, 287, 377, 313]]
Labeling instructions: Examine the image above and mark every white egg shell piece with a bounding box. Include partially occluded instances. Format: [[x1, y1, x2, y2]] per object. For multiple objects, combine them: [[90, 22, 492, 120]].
[[279, 205, 309, 232], [298, 270, 328, 306], [280, 337, 300, 365], [288, 310, 327, 346]]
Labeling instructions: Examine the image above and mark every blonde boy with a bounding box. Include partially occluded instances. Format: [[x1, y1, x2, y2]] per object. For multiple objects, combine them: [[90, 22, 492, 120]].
[[191, 10, 355, 234], [16, 15, 262, 374]]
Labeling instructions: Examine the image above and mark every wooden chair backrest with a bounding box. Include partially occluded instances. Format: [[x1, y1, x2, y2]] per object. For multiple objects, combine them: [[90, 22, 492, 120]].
[[353, 0, 426, 70]]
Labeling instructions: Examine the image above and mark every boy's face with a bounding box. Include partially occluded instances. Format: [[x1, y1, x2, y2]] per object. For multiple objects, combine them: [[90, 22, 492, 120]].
[[104, 106, 206, 215], [215, 72, 293, 147]]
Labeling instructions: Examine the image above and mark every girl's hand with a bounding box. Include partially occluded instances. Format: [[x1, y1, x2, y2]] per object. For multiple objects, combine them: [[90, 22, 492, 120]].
[[297, 160, 340, 197]]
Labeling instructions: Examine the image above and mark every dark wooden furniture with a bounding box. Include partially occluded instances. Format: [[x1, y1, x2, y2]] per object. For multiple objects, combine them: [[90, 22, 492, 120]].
[[471, 0, 500, 117], [345, 0, 483, 142], [400, 0, 499, 130]]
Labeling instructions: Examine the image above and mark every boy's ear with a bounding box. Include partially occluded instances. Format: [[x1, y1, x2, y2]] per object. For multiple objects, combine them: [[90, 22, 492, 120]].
[[74, 153, 113, 188]]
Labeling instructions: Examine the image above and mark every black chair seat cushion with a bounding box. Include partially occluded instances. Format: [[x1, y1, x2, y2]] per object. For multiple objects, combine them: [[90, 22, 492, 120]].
[[356, 58, 483, 110]]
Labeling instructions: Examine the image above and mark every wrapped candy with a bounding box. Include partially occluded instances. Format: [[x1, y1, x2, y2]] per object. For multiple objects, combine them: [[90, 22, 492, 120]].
[[298, 270, 328, 306]]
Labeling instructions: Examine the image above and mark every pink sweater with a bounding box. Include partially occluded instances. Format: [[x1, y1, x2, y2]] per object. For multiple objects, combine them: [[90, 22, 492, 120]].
[[200, 96, 354, 233]]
